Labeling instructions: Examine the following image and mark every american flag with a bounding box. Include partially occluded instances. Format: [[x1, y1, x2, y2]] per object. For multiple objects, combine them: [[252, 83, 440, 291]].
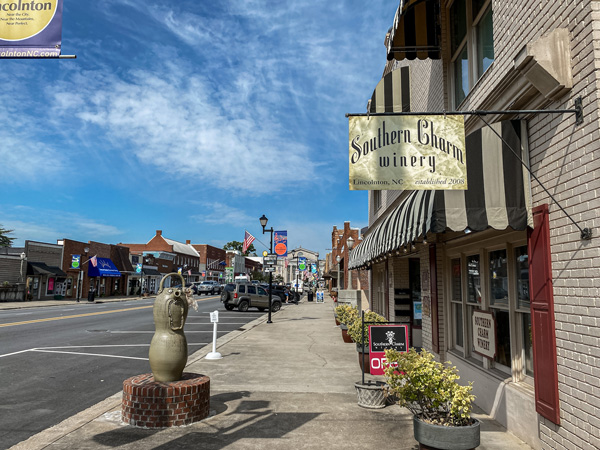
[[90, 255, 98, 267], [242, 230, 256, 253]]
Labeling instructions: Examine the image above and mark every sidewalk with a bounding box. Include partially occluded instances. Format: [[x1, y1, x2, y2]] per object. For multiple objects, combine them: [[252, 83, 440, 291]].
[[9, 295, 532, 450]]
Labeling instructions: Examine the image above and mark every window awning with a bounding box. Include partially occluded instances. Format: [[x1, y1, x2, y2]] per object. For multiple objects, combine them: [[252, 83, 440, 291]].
[[27, 262, 67, 277], [349, 120, 533, 269], [386, 0, 441, 61], [369, 66, 410, 113], [142, 268, 161, 276], [88, 258, 121, 277]]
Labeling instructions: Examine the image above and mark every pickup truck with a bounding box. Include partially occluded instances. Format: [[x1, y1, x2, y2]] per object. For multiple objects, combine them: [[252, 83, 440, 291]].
[[196, 281, 221, 295]]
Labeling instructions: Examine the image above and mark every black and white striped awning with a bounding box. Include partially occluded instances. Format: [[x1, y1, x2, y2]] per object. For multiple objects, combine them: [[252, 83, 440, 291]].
[[386, 0, 441, 61], [369, 66, 410, 113], [349, 120, 533, 269]]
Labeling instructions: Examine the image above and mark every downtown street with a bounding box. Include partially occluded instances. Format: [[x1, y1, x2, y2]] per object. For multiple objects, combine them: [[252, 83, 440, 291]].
[[0, 295, 264, 449]]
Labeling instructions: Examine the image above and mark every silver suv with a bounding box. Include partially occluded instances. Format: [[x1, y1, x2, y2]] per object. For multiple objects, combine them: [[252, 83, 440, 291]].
[[221, 283, 282, 312], [196, 280, 221, 295]]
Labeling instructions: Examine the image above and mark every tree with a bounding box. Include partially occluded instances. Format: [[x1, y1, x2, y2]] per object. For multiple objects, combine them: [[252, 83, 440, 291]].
[[0, 225, 15, 247], [250, 270, 266, 282], [223, 240, 256, 256]]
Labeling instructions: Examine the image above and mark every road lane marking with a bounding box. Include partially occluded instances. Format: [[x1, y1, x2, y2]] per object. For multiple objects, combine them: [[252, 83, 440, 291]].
[[0, 305, 153, 328], [0, 343, 211, 359], [32, 349, 149, 361]]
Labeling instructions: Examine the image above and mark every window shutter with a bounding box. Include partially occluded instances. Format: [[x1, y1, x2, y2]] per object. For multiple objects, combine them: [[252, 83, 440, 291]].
[[429, 244, 439, 353], [528, 204, 560, 424]]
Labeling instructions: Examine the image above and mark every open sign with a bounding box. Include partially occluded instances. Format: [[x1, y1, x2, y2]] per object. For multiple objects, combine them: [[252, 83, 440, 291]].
[[369, 325, 409, 375]]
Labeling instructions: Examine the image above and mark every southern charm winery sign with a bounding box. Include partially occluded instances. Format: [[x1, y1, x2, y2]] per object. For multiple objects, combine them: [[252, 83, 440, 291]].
[[348, 115, 467, 190], [472, 310, 496, 359]]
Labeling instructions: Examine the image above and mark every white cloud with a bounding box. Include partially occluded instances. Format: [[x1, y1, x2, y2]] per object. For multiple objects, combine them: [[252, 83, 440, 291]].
[[0, 206, 123, 246], [49, 65, 317, 194], [0, 136, 67, 182], [191, 202, 254, 225]]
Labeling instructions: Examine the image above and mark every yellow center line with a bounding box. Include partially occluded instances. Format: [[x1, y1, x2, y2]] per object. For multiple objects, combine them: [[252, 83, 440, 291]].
[[0, 305, 154, 328]]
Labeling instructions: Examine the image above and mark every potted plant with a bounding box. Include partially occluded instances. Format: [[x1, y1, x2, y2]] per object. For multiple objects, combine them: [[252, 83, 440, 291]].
[[348, 310, 386, 373], [384, 348, 480, 450], [334, 304, 358, 343]]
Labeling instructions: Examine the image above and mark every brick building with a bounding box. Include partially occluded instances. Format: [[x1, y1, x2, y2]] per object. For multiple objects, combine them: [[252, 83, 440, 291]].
[[192, 244, 226, 282], [347, 1, 599, 449], [120, 230, 201, 290], [59, 239, 133, 299]]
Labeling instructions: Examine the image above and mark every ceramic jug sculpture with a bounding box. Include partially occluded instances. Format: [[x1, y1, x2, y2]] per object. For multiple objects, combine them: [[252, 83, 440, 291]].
[[149, 273, 189, 382]]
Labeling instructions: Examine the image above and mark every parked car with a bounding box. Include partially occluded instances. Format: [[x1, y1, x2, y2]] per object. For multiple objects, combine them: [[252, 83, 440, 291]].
[[268, 285, 289, 302], [220, 282, 282, 312], [196, 280, 221, 295]]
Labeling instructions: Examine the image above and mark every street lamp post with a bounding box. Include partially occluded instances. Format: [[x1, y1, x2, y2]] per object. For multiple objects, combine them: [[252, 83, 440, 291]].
[[259, 214, 274, 324], [346, 236, 355, 289], [295, 251, 303, 300], [19, 252, 26, 282], [336, 255, 341, 292]]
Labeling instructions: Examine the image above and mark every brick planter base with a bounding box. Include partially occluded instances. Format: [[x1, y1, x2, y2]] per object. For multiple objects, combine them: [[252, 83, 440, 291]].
[[122, 372, 210, 428]]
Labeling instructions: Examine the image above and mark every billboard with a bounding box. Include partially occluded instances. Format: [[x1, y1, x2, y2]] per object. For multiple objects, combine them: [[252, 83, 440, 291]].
[[0, 0, 63, 58], [349, 115, 466, 190]]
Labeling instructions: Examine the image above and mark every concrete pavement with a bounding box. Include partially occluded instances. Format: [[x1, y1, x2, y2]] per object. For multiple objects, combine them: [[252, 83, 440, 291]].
[[6, 294, 532, 450]]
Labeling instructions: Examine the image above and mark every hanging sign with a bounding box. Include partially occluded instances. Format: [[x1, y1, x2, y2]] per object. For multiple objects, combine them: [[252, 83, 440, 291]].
[[368, 324, 409, 375], [0, 0, 63, 58], [70, 255, 80, 269], [472, 310, 496, 359], [348, 115, 467, 190], [298, 257, 307, 271], [274, 230, 288, 257]]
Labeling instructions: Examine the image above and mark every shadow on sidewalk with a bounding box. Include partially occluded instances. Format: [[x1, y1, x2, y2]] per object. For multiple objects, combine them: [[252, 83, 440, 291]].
[[91, 392, 321, 449]]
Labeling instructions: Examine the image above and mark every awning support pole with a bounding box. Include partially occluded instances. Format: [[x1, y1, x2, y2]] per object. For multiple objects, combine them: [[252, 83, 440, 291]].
[[477, 114, 591, 240]]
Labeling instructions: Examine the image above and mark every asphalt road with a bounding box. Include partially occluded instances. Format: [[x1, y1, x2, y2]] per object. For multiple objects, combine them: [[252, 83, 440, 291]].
[[0, 295, 266, 449]]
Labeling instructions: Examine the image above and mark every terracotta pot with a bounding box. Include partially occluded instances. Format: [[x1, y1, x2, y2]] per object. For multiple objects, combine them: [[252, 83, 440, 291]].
[[356, 344, 370, 374], [340, 324, 353, 343]]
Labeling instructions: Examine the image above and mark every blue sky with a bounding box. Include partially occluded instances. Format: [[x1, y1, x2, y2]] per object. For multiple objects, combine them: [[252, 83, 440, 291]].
[[1, 0, 398, 257]]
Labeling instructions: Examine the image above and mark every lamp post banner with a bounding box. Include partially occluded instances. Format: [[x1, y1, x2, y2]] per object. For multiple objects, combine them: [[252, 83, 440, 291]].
[[0, 0, 63, 58], [348, 114, 467, 190], [274, 230, 287, 257]]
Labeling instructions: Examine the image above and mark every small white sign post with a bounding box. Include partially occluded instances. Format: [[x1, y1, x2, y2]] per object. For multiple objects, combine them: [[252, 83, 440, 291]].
[[205, 310, 222, 360]]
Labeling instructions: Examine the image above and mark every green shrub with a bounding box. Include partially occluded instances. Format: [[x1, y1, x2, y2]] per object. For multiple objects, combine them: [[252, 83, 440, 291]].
[[384, 348, 475, 426], [334, 304, 358, 326], [347, 310, 386, 345]]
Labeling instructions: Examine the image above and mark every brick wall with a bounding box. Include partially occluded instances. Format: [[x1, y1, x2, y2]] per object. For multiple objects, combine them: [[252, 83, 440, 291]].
[[442, 1, 600, 448]]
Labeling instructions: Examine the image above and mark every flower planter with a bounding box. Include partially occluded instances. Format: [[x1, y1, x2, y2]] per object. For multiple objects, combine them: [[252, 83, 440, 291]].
[[354, 381, 386, 409], [413, 416, 480, 450], [340, 324, 353, 343], [356, 343, 370, 374]]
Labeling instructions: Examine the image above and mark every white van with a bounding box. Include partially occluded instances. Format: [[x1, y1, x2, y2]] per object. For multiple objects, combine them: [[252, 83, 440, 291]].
[[234, 275, 250, 283]]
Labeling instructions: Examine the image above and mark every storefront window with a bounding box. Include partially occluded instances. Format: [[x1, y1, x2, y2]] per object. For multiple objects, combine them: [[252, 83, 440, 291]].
[[448, 241, 530, 377], [454, 303, 464, 348], [515, 246, 530, 309], [47, 277, 55, 295], [451, 258, 463, 348], [522, 314, 533, 376], [515, 245, 533, 376], [467, 255, 481, 304], [494, 309, 511, 368], [489, 250, 508, 306]]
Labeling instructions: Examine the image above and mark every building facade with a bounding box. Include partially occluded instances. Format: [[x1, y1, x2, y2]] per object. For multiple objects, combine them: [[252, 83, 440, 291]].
[[348, 1, 600, 449]]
